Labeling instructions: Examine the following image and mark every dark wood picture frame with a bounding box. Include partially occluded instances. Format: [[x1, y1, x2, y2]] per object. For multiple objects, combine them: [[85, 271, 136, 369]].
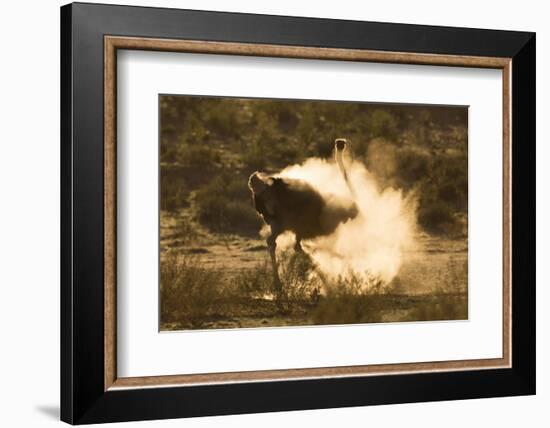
[[61, 2, 535, 424]]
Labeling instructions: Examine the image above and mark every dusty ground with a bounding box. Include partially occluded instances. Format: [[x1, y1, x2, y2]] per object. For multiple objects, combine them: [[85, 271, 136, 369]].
[[160, 200, 468, 331]]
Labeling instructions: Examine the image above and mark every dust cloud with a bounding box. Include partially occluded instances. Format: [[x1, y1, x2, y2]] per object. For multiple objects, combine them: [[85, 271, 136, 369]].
[[275, 150, 418, 289]]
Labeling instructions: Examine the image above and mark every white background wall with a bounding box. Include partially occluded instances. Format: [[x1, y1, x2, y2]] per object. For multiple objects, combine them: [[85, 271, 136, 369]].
[[0, 0, 546, 426]]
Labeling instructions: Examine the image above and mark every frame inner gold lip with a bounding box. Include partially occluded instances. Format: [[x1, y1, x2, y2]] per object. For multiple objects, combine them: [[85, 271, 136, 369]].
[[104, 35, 512, 391]]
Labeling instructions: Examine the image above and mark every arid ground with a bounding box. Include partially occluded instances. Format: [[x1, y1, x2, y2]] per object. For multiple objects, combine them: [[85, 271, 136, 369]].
[[160, 206, 467, 331]]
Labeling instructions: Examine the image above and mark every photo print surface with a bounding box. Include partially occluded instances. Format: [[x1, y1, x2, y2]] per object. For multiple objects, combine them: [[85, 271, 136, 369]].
[[159, 95, 468, 331]]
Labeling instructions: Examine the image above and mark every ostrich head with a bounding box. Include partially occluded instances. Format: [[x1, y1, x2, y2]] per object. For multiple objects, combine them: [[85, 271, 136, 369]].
[[335, 138, 348, 152]]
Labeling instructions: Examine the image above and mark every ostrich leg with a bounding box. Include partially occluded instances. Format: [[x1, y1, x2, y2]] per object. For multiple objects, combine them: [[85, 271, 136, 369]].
[[294, 235, 303, 253], [266, 228, 284, 306]]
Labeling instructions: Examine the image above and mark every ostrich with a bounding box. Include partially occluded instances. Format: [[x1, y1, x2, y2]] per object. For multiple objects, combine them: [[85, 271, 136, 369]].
[[248, 138, 358, 299]]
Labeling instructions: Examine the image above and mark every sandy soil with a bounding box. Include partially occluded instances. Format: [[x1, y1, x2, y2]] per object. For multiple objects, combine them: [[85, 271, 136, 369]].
[[160, 206, 468, 331]]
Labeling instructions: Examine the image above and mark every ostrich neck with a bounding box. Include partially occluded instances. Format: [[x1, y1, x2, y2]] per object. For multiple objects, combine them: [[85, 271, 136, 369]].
[[335, 149, 355, 198]]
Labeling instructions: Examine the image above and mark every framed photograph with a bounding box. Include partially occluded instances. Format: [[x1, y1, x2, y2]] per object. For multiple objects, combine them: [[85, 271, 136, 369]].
[[60, 2, 535, 424]]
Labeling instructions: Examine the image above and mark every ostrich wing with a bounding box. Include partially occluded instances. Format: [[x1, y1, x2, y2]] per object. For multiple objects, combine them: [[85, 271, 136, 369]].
[[319, 196, 359, 236]]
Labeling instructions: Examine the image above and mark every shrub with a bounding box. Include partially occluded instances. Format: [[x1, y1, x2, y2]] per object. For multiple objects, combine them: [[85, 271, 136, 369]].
[[368, 109, 399, 141], [235, 259, 272, 297], [365, 138, 398, 185], [277, 250, 321, 305], [407, 295, 467, 321], [160, 253, 224, 328], [236, 250, 321, 308], [308, 137, 336, 159], [171, 217, 199, 246], [176, 143, 220, 167], [241, 139, 269, 171], [438, 182, 460, 204], [270, 138, 302, 165], [205, 105, 239, 138], [417, 198, 454, 233], [160, 176, 188, 212], [195, 175, 263, 236], [312, 272, 386, 325], [160, 141, 179, 163], [395, 147, 430, 187]]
